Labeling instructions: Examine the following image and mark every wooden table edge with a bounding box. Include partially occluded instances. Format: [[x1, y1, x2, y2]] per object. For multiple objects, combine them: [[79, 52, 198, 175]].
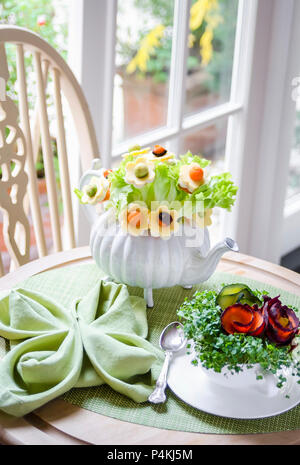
[[223, 252, 300, 287], [0, 410, 84, 445], [32, 398, 300, 445], [0, 247, 299, 291], [0, 246, 91, 290]]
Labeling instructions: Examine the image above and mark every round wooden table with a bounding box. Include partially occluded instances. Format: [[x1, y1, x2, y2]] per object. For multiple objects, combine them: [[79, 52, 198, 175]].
[[0, 246, 299, 445]]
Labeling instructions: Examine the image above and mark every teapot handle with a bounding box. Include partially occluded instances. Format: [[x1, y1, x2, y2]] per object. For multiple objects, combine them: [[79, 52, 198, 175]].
[[79, 158, 102, 225]]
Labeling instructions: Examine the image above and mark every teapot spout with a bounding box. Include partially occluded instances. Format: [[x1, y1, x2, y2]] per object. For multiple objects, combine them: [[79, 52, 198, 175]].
[[221, 237, 239, 254], [183, 237, 239, 286]]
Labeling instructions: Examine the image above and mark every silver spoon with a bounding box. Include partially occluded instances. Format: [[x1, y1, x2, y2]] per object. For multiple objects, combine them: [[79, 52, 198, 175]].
[[148, 321, 187, 404]]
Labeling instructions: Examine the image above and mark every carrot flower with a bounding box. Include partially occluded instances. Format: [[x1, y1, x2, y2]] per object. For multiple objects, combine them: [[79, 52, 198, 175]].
[[119, 203, 149, 237]]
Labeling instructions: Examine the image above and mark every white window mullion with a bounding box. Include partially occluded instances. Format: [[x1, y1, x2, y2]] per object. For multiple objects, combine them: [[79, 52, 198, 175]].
[[182, 101, 242, 134], [112, 101, 242, 158], [221, 0, 259, 247], [99, 0, 118, 169], [223, 0, 299, 264], [167, 0, 191, 153], [224, 0, 259, 175], [68, 0, 117, 170], [249, 0, 296, 262], [228, 0, 258, 107], [267, 0, 300, 260], [112, 127, 179, 158], [67, 0, 117, 245], [68, 0, 104, 246]]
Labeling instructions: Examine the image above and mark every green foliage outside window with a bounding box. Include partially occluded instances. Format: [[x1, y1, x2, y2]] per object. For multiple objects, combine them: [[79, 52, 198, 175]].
[[0, 0, 67, 182], [0, 0, 67, 100], [118, 0, 238, 93]]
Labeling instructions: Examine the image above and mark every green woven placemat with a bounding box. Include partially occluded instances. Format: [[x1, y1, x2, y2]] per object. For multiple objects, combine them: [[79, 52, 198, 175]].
[[1, 263, 300, 435]]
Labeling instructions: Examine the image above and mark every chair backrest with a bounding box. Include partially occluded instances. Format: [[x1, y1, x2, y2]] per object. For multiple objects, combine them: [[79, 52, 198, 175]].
[[0, 25, 100, 276]]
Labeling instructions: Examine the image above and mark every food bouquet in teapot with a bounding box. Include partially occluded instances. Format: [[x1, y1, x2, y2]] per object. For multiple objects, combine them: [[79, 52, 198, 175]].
[[75, 145, 239, 307]]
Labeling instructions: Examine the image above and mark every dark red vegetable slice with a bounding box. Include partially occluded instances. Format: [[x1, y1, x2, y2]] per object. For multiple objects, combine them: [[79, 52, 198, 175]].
[[221, 304, 254, 335], [220, 293, 299, 346], [265, 326, 295, 345], [263, 296, 299, 345], [248, 305, 267, 337]]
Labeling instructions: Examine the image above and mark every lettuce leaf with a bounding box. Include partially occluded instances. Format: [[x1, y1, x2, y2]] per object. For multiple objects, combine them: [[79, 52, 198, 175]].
[[153, 163, 185, 203], [109, 160, 187, 213], [74, 188, 88, 204], [108, 152, 237, 215], [192, 173, 238, 211], [109, 169, 136, 214]]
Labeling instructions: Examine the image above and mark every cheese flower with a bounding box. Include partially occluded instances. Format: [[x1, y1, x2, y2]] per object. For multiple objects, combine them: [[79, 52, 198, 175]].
[[81, 176, 110, 205], [178, 162, 206, 193], [149, 205, 179, 239], [125, 156, 155, 188], [119, 202, 149, 236], [192, 209, 213, 228]]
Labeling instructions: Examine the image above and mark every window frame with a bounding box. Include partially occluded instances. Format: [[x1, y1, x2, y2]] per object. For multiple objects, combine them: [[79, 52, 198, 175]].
[[281, 0, 300, 257], [110, 0, 245, 161], [223, 0, 300, 263], [68, 0, 254, 245], [69, 0, 299, 264]]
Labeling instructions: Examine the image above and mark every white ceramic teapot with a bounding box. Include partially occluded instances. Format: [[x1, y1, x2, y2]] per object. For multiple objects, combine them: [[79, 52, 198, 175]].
[[80, 159, 239, 307]]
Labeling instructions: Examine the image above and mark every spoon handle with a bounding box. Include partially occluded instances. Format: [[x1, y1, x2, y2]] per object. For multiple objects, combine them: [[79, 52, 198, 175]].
[[148, 351, 173, 404]]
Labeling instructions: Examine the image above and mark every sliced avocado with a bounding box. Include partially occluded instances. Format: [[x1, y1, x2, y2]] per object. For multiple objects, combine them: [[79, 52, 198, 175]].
[[216, 284, 261, 310]]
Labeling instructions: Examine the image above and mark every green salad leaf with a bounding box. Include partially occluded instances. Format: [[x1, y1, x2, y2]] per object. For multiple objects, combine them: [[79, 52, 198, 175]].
[[108, 151, 238, 216], [191, 173, 238, 211], [152, 163, 186, 203], [74, 188, 84, 202], [109, 169, 136, 214], [109, 156, 187, 214]]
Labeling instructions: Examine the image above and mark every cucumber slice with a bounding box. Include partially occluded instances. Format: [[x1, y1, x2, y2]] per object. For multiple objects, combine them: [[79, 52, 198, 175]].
[[216, 293, 238, 310], [216, 284, 261, 310], [218, 283, 253, 296]]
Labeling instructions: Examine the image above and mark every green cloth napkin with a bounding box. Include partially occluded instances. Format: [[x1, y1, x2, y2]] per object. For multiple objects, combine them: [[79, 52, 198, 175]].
[[0, 280, 163, 417]]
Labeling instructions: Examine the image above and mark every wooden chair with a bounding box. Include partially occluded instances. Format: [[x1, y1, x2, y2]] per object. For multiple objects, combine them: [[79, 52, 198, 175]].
[[0, 25, 99, 276]]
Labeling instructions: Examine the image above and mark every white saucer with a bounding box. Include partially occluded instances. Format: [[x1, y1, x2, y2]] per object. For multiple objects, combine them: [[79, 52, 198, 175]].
[[167, 346, 300, 419]]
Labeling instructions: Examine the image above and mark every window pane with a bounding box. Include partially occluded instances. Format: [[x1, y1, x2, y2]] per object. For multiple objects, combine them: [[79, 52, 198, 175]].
[[113, 0, 174, 146], [185, 0, 238, 116], [182, 119, 228, 172], [286, 110, 300, 201], [182, 118, 228, 244]]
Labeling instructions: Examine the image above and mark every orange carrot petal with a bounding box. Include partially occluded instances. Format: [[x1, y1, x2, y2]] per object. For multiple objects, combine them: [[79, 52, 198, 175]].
[[189, 166, 204, 182], [127, 211, 141, 228], [103, 189, 110, 201], [103, 169, 112, 179]]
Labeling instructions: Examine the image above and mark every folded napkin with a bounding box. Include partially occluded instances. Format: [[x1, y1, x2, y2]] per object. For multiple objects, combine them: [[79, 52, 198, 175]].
[[0, 280, 163, 417]]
